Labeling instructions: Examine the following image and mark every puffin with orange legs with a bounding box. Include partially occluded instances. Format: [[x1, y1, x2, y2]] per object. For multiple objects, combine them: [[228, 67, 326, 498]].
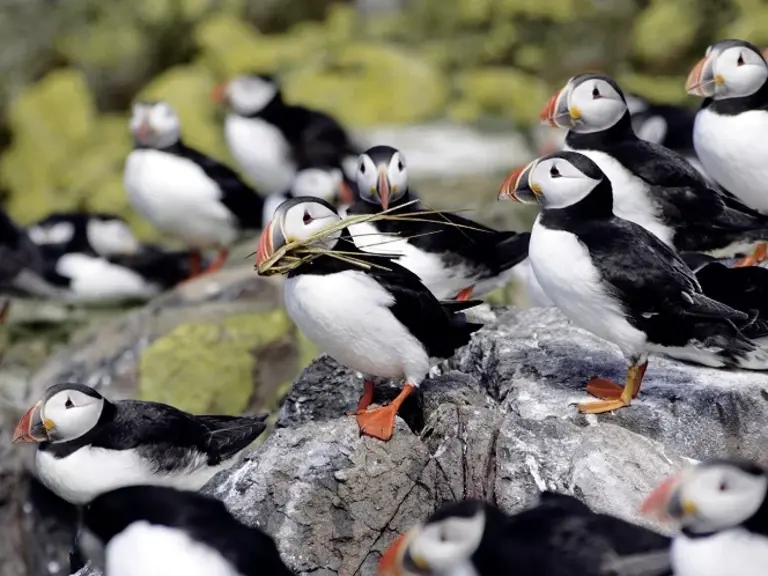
[[686, 39, 768, 267], [346, 146, 531, 301], [499, 151, 768, 413], [538, 73, 768, 266], [124, 100, 265, 280], [256, 197, 483, 440]]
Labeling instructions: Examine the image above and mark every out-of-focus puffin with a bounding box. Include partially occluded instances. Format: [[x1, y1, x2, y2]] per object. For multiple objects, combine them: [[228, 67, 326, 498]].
[[124, 100, 265, 279], [212, 73, 360, 194]]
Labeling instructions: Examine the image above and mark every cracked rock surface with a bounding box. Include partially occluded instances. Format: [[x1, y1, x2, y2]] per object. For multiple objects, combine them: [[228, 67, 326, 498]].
[[75, 305, 768, 576]]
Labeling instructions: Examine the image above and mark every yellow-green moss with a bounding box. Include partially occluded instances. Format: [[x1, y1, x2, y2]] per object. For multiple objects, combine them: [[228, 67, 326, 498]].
[[631, 0, 701, 64], [138, 310, 294, 414]]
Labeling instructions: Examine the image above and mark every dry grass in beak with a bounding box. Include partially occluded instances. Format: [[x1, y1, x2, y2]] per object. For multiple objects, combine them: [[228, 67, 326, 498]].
[[255, 200, 492, 277]]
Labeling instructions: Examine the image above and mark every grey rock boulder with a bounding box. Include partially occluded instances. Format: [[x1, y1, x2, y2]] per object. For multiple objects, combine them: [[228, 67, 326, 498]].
[[73, 305, 768, 575]]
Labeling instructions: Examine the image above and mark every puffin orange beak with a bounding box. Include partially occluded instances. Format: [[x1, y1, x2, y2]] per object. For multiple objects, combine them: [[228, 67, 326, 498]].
[[0, 299, 9, 324], [210, 83, 227, 104], [540, 87, 575, 128], [339, 179, 355, 206], [378, 532, 408, 576], [12, 401, 48, 444], [763, 47, 768, 62], [256, 221, 274, 269], [377, 166, 391, 211], [640, 471, 693, 522], [498, 159, 539, 203], [686, 55, 721, 98]]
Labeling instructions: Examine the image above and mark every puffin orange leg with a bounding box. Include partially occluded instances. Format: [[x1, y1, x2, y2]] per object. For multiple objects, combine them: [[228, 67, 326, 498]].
[[346, 380, 376, 415], [204, 248, 229, 273], [734, 243, 768, 268], [455, 286, 474, 301], [356, 383, 415, 441], [578, 359, 647, 414]]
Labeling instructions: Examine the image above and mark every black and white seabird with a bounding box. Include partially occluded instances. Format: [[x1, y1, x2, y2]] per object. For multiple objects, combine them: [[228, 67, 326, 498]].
[[346, 145, 531, 301], [212, 73, 360, 195], [378, 492, 671, 576], [539, 73, 768, 261], [27, 211, 140, 260], [11, 382, 268, 505], [499, 151, 768, 413], [686, 39, 768, 266], [124, 100, 265, 279], [255, 197, 483, 440], [641, 458, 768, 576], [77, 485, 294, 576]]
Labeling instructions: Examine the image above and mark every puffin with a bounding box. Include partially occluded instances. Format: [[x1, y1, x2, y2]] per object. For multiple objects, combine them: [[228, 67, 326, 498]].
[[345, 145, 531, 301], [0, 205, 63, 317], [686, 39, 768, 266], [11, 382, 268, 505], [40, 245, 193, 303], [211, 73, 360, 195], [255, 196, 483, 440], [124, 100, 265, 279], [76, 485, 294, 576], [641, 458, 768, 576], [26, 211, 140, 260], [499, 151, 768, 413], [378, 492, 671, 576], [262, 163, 358, 227], [539, 72, 768, 262]]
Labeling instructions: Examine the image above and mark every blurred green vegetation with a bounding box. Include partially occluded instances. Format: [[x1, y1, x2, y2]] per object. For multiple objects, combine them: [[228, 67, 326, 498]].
[[0, 0, 766, 234]]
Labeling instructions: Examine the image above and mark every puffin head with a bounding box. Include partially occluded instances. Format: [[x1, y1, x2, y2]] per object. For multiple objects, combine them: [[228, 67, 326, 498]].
[[641, 459, 768, 535], [129, 101, 181, 149], [211, 73, 279, 116], [540, 73, 628, 134], [355, 146, 409, 211], [291, 166, 356, 207], [498, 151, 607, 210], [686, 39, 768, 100], [256, 197, 343, 269], [13, 383, 106, 444], [378, 500, 492, 576]]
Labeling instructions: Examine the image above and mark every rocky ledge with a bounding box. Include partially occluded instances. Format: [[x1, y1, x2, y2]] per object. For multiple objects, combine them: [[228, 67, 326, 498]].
[[73, 304, 768, 575]]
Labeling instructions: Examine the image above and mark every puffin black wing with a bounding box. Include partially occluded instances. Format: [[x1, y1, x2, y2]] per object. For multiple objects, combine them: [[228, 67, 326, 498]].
[[169, 142, 265, 231], [694, 261, 768, 317], [107, 245, 191, 290], [293, 107, 359, 167], [91, 401, 268, 469]]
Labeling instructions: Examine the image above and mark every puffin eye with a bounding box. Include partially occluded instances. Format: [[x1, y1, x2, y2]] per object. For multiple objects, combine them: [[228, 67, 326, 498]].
[[737, 53, 745, 66], [360, 163, 366, 174], [397, 160, 404, 171], [592, 86, 600, 99], [303, 210, 313, 225], [550, 165, 561, 178], [65, 397, 74, 409], [719, 480, 729, 492]]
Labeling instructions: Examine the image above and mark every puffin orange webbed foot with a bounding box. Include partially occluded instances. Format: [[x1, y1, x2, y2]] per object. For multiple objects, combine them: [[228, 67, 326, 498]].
[[455, 286, 474, 301], [734, 243, 768, 268], [354, 383, 414, 441], [585, 377, 624, 399]]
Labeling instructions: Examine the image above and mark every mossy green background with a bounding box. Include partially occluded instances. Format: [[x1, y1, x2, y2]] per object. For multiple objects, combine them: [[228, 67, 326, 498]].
[[0, 0, 765, 233]]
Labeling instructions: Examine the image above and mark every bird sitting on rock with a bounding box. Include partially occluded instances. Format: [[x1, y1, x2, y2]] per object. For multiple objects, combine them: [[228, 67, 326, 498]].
[[124, 100, 265, 280], [378, 492, 671, 576], [641, 458, 768, 576], [499, 151, 768, 414], [346, 145, 531, 301], [12, 382, 268, 505], [76, 485, 295, 576], [255, 196, 483, 441]]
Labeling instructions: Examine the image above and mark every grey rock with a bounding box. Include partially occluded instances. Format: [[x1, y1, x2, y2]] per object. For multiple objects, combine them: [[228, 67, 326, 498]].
[[27, 306, 768, 576]]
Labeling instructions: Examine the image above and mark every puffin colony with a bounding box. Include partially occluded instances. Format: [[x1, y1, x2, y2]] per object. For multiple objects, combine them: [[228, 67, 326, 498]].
[[6, 37, 768, 576]]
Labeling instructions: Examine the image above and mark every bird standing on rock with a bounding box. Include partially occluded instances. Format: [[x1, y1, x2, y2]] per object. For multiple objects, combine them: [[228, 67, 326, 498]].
[[124, 100, 265, 280], [256, 197, 483, 441], [346, 145, 531, 301], [378, 492, 671, 576], [77, 485, 294, 576], [539, 73, 768, 263], [686, 39, 768, 266], [499, 151, 768, 414], [641, 458, 768, 576], [12, 382, 268, 505], [212, 73, 360, 195]]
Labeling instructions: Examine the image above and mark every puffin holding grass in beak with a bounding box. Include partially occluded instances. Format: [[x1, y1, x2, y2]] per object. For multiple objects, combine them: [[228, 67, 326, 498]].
[[641, 459, 768, 576], [256, 196, 483, 441], [499, 150, 768, 413], [345, 145, 530, 301], [378, 492, 671, 576], [685, 39, 768, 267], [538, 73, 768, 265], [12, 382, 268, 506]]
